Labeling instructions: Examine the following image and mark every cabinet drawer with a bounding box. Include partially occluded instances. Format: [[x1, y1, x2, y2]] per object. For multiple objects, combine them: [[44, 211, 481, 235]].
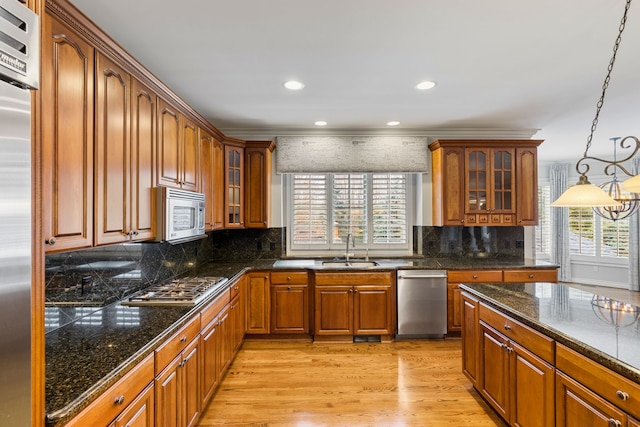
[[479, 302, 554, 363], [448, 270, 502, 283], [271, 271, 308, 285], [65, 353, 154, 427], [314, 272, 392, 286], [557, 343, 640, 420], [229, 278, 242, 300], [155, 315, 200, 374], [503, 268, 557, 283], [200, 289, 230, 328]]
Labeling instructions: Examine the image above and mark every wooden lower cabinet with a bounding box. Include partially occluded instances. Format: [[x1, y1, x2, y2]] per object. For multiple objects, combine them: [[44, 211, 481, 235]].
[[109, 383, 154, 427], [155, 337, 200, 427], [479, 323, 555, 426], [461, 292, 479, 387], [271, 271, 309, 334], [556, 371, 627, 427], [313, 272, 394, 339], [246, 272, 270, 334]]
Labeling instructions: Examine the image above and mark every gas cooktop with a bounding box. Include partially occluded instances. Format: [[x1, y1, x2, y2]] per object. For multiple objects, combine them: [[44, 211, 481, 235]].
[[122, 276, 229, 306]]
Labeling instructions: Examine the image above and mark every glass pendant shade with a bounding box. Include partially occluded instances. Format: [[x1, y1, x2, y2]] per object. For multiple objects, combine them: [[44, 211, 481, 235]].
[[622, 174, 640, 192], [550, 175, 623, 208]]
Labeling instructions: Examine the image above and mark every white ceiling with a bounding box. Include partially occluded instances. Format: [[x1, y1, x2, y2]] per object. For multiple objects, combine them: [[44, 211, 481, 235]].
[[68, 0, 640, 163]]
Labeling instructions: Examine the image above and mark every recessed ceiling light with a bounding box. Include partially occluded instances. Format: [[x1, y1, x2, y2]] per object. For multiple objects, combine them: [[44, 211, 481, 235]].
[[283, 80, 305, 90], [416, 81, 436, 90], [314, 121, 327, 126], [387, 121, 400, 126]]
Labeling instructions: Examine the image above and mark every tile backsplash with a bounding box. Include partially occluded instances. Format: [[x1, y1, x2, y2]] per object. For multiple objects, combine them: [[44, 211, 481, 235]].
[[45, 225, 522, 331]]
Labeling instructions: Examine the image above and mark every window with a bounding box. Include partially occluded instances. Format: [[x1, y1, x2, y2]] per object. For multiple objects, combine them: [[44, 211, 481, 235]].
[[568, 207, 629, 259], [287, 173, 411, 255]]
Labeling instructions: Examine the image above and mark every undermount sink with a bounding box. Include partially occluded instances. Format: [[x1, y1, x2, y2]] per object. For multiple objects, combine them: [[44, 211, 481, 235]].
[[321, 260, 379, 268]]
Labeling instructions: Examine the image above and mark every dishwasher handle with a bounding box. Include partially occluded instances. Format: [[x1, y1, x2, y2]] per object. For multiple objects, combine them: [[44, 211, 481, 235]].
[[397, 271, 447, 280]]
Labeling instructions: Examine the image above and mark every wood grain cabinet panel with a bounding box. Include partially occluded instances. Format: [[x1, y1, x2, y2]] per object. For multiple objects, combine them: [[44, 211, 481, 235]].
[[246, 272, 270, 334], [199, 130, 224, 230], [157, 99, 198, 191], [313, 272, 394, 339], [556, 371, 627, 427], [95, 54, 155, 245], [110, 383, 154, 427], [244, 140, 275, 228], [429, 139, 543, 227], [461, 293, 479, 388], [479, 322, 555, 426], [271, 272, 309, 334], [42, 14, 94, 252]]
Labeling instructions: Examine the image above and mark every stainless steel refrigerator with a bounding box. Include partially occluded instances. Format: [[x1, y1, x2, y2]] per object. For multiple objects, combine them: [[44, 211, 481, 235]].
[[0, 0, 38, 425]]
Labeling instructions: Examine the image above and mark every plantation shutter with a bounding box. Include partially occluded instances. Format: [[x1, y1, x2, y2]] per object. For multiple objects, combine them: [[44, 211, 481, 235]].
[[372, 174, 407, 244], [292, 174, 328, 244]]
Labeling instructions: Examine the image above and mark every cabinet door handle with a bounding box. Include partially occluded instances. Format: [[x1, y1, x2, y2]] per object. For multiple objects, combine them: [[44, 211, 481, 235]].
[[114, 395, 125, 405], [616, 390, 630, 401]]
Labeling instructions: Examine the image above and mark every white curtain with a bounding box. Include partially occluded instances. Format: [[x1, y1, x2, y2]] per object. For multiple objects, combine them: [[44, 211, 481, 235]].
[[550, 163, 572, 282], [628, 158, 640, 291]]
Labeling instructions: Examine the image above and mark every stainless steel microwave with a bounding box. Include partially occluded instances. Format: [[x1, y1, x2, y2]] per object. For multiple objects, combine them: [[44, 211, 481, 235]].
[[155, 187, 206, 243]]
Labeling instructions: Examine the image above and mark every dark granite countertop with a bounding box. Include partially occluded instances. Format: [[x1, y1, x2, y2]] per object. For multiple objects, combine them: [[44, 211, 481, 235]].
[[45, 257, 557, 425], [460, 282, 640, 384]]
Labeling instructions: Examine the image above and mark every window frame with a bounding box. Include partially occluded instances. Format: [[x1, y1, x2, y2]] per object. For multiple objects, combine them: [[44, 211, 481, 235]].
[[283, 173, 415, 257]]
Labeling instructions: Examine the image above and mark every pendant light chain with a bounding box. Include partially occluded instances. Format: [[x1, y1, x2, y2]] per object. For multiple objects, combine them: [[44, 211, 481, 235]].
[[583, 0, 633, 158]]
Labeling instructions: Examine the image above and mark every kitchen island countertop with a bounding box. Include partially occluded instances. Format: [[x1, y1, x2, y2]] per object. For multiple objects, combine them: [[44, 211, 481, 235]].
[[460, 282, 640, 384]]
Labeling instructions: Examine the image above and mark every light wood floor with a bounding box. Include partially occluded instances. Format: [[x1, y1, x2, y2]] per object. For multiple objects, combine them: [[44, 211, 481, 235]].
[[197, 339, 506, 427]]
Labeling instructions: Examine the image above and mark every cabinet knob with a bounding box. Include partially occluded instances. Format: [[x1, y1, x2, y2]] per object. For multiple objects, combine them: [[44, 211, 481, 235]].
[[287, 286, 292, 290], [608, 419, 622, 427], [234, 286, 239, 290], [133, 230, 139, 236], [45, 237, 57, 245], [616, 390, 630, 401], [529, 274, 534, 279], [472, 275, 478, 279], [114, 395, 125, 405], [504, 324, 512, 331], [287, 276, 291, 281], [180, 335, 187, 342]]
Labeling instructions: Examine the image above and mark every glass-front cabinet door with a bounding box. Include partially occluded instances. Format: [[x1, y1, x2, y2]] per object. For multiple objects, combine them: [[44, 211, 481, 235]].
[[491, 149, 515, 213], [224, 144, 244, 228], [466, 148, 489, 213], [465, 147, 515, 225]]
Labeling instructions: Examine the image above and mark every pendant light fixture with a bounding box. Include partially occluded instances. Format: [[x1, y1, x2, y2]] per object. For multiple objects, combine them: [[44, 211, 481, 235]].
[[593, 138, 640, 221], [551, 0, 640, 211]]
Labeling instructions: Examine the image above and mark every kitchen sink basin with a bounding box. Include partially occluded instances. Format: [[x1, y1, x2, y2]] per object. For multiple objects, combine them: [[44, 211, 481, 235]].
[[321, 260, 379, 268]]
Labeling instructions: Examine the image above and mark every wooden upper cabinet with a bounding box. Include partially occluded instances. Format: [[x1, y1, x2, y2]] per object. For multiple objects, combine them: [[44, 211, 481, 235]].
[[42, 14, 94, 252], [130, 78, 157, 241], [157, 98, 198, 191], [245, 141, 275, 228], [429, 139, 543, 227], [180, 116, 199, 192], [199, 130, 224, 230], [224, 142, 245, 228], [95, 54, 156, 245], [431, 145, 465, 225], [516, 147, 539, 225], [95, 52, 131, 245]]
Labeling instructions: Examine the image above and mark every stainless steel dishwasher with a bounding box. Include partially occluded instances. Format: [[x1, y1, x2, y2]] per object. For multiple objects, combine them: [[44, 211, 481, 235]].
[[396, 270, 448, 339]]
